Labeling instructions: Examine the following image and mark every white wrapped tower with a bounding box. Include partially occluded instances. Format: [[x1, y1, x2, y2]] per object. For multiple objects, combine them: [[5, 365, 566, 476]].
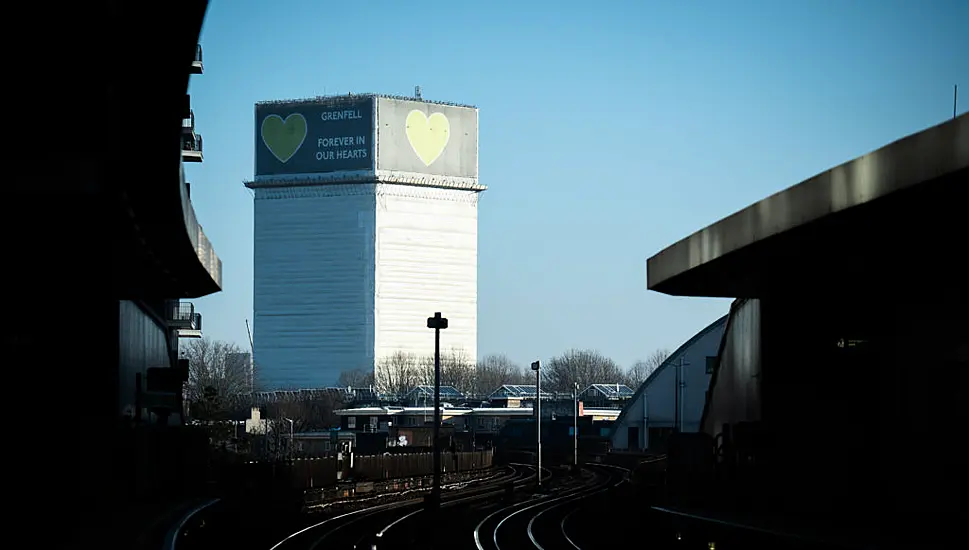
[[248, 94, 482, 390]]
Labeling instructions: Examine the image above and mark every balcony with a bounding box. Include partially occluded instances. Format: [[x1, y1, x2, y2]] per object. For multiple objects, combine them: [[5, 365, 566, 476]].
[[177, 313, 202, 339], [168, 301, 203, 338], [182, 110, 196, 135], [181, 132, 203, 163], [191, 44, 203, 74], [168, 301, 198, 328]]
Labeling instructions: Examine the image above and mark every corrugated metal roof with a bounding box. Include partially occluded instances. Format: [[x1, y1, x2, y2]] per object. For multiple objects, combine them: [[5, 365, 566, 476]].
[[406, 385, 465, 399], [586, 384, 635, 398], [609, 314, 729, 439], [488, 385, 553, 399]]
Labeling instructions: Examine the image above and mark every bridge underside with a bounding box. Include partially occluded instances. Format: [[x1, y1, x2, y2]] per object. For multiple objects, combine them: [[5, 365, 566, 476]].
[[647, 114, 968, 300]]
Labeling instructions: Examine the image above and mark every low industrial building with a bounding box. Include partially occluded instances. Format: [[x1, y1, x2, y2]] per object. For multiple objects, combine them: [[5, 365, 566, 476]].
[[486, 384, 554, 407], [579, 383, 635, 408], [609, 315, 728, 451], [403, 385, 465, 406], [332, 402, 621, 454]]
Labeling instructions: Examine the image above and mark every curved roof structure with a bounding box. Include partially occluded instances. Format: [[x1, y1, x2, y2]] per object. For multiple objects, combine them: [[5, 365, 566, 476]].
[[647, 113, 968, 297], [609, 314, 729, 438]]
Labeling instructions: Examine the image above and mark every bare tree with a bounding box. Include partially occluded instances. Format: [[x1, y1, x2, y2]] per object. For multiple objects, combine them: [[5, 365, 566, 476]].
[[374, 351, 419, 395], [543, 349, 624, 393], [258, 389, 346, 458], [626, 349, 671, 388], [475, 354, 527, 397], [182, 338, 252, 420], [409, 348, 475, 395], [338, 367, 374, 388], [267, 390, 344, 431], [440, 348, 475, 395], [413, 354, 434, 387]]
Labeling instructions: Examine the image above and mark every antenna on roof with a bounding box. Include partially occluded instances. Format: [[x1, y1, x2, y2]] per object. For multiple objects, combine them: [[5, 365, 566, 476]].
[[954, 85, 959, 120], [415, 85, 422, 100]]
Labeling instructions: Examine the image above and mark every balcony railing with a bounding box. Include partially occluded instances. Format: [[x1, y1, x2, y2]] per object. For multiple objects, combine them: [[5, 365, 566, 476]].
[[181, 165, 199, 252], [181, 133, 203, 162], [168, 301, 199, 329], [180, 169, 223, 290], [196, 225, 223, 288], [177, 312, 203, 339], [182, 110, 196, 134], [191, 44, 203, 74]]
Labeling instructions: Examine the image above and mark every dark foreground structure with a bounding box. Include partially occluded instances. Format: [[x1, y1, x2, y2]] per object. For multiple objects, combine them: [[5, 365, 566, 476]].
[[646, 114, 968, 547], [7, 2, 222, 548]]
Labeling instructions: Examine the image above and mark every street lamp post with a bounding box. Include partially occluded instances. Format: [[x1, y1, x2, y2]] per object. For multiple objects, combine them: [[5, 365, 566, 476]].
[[284, 417, 294, 458], [573, 382, 579, 469], [427, 312, 449, 509], [531, 360, 542, 488]]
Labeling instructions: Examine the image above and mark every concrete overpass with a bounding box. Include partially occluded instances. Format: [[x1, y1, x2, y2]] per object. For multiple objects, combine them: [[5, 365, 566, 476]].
[[645, 114, 968, 547], [648, 113, 967, 299]]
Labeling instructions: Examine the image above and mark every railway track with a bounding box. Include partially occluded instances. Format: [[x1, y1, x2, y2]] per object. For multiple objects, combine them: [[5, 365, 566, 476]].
[[473, 463, 629, 550], [268, 463, 552, 550], [254, 453, 871, 550]]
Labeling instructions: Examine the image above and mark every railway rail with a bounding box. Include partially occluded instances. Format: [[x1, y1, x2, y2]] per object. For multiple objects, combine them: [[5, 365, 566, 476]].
[[474, 463, 628, 550], [188, 452, 874, 550], [268, 463, 553, 550]]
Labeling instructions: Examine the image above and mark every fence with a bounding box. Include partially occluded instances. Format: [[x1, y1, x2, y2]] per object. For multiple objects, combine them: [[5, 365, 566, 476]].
[[354, 450, 492, 480], [235, 450, 493, 491], [303, 468, 489, 507]]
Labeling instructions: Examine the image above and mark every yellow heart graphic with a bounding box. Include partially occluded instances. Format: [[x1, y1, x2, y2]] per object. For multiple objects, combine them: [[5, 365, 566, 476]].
[[261, 113, 307, 163], [405, 110, 450, 166]]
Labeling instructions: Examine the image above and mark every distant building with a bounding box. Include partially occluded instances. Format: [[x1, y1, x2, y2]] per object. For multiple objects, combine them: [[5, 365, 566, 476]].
[[403, 385, 465, 406], [245, 407, 267, 435], [248, 93, 484, 390], [610, 314, 728, 452], [579, 384, 634, 407], [333, 403, 620, 454], [487, 385, 553, 408]]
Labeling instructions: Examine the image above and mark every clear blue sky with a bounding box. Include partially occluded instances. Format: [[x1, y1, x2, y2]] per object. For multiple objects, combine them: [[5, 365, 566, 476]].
[[188, 0, 968, 370]]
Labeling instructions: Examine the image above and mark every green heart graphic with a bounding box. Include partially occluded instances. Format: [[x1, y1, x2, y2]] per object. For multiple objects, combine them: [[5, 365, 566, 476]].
[[261, 113, 307, 163]]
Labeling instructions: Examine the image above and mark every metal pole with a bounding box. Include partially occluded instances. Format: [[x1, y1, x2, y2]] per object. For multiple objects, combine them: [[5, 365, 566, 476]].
[[537, 367, 542, 486], [673, 359, 680, 433], [432, 324, 441, 503], [285, 418, 294, 459], [531, 360, 542, 488], [573, 383, 578, 468], [426, 312, 448, 509]]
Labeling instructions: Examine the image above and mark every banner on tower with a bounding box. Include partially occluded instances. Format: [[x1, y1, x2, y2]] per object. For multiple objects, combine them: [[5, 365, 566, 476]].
[[255, 96, 375, 178], [375, 97, 478, 179], [252, 94, 480, 187]]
